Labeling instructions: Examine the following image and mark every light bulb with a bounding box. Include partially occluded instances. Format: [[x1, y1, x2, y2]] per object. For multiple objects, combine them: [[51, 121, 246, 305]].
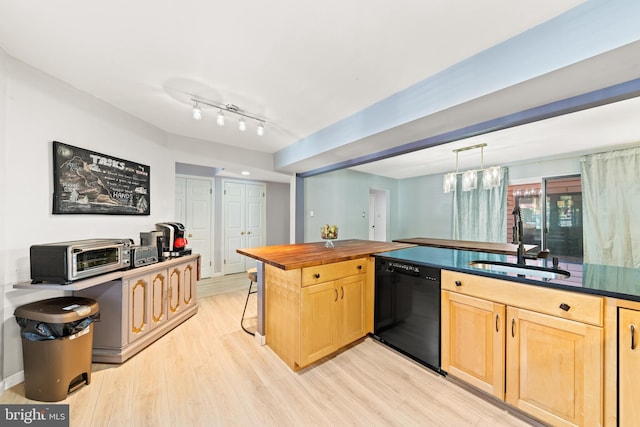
[[216, 110, 225, 126], [238, 117, 246, 132], [257, 122, 264, 136], [192, 104, 202, 120]]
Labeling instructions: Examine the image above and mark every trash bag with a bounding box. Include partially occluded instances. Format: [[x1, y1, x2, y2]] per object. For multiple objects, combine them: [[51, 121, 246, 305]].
[[15, 313, 100, 341]]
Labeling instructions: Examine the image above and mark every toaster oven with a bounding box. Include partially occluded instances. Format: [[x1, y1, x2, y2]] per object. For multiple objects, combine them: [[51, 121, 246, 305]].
[[30, 238, 132, 284]]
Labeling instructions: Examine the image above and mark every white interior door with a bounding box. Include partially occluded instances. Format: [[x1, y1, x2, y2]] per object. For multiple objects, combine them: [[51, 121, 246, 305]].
[[186, 178, 212, 278], [244, 184, 265, 270], [368, 194, 375, 240], [223, 180, 265, 275], [175, 176, 213, 278], [369, 189, 388, 241], [224, 181, 246, 274]]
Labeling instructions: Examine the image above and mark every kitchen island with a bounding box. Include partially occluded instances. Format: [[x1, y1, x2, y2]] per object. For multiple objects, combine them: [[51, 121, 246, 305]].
[[236, 239, 413, 370]]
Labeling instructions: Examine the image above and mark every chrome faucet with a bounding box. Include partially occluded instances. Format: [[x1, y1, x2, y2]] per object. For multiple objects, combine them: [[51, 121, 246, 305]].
[[512, 206, 526, 265]]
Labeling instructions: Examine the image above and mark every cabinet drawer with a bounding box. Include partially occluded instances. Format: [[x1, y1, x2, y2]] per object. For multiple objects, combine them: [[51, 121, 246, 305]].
[[301, 258, 367, 287], [442, 270, 603, 326]]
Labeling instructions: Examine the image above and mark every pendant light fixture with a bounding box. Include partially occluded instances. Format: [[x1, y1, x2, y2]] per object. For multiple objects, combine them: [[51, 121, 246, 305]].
[[442, 143, 502, 193], [189, 97, 266, 136]]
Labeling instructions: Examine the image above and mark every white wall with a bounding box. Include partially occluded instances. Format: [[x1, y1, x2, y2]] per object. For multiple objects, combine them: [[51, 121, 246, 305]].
[[304, 169, 399, 242], [1, 53, 174, 383]]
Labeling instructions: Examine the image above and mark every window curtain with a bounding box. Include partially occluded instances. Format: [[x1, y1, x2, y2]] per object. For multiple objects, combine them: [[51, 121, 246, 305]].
[[581, 146, 640, 268], [453, 167, 508, 242]]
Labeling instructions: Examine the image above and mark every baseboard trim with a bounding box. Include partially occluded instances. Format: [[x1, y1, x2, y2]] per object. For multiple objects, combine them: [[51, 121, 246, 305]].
[[3, 370, 24, 390]]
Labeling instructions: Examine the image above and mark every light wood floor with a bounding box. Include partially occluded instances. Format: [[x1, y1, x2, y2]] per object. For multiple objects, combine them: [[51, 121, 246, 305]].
[[1, 277, 536, 426]]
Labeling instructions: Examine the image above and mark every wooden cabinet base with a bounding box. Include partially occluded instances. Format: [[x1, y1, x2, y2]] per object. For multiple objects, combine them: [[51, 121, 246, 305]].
[[76, 255, 200, 364], [91, 304, 198, 363], [265, 258, 371, 371]]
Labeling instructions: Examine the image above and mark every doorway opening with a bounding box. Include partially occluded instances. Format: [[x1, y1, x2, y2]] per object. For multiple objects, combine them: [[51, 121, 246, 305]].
[[368, 188, 389, 242], [507, 175, 583, 262]]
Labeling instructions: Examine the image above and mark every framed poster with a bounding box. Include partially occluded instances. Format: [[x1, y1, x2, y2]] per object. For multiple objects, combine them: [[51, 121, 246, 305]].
[[52, 141, 150, 215]]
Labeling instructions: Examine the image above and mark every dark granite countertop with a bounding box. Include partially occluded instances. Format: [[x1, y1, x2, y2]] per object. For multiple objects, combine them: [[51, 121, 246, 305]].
[[374, 246, 640, 302]]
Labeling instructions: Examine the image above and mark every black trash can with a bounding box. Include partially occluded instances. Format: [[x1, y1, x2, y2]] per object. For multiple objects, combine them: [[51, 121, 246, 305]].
[[14, 296, 100, 402]]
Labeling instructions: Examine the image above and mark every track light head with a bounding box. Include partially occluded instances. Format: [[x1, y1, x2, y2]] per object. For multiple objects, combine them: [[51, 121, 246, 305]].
[[192, 103, 202, 120], [257, 122, 264, 136], [216, 110, 225, 126], [238, 116, 247, 131]]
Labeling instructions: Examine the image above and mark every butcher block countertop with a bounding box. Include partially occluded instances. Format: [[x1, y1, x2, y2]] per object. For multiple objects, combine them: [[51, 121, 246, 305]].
[[392, 237, 537, 256], [237, 239, 414, 270]]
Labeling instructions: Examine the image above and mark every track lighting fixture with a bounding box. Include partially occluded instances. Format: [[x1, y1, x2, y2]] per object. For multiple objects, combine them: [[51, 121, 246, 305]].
[[192, 103, 202, 120], [189, 97, 266, 136], [442, 143, 503, 193]]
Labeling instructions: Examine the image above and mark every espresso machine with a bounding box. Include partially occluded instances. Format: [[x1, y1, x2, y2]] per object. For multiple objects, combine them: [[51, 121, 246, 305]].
[[143, 222, 190, 259]]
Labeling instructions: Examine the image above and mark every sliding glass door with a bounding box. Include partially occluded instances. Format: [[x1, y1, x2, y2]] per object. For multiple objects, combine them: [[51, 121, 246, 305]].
[[543, 175, 583, 262]]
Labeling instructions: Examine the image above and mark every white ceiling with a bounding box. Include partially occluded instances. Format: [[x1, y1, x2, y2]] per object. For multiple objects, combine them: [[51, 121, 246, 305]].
[[3, 0, 638, 181]]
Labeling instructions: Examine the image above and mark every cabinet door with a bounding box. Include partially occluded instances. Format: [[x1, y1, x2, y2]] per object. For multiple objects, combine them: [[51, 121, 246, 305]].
[[167, 266, 182, 320], [181, 261, 196, 309], [337, 274, 366, 347], [128, 276, 150, 343], [300, 281, 338, 367], [619, 308, 640, 426], [441, 291, 505, 399], [149, 271, 167, 328], [506, 307, 602, 427]]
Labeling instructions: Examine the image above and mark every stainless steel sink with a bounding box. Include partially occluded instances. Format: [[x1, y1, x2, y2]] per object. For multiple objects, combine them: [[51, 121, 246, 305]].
[[468, 260, 571, 280]]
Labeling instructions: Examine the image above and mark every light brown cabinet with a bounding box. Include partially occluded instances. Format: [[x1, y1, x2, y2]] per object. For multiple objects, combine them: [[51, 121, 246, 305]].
[[299, 274, 366, 367], [505, 306, 602, 426], [266, 257, 370, 370], [441, 291, 505, 399], [442, 270, 603, 427], [618, 307, 640, 426]]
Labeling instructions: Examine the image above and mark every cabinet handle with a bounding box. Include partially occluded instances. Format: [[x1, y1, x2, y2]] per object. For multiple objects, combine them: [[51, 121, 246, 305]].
[[495, 314, 500, 332], [240, 231, 245, 235], [559, 303, 571, 311], [334, 289, 338, 302], [357, 265, 362, 270], [631, 324, 637, 350], [455, 280, 462, 287], [341, 286, 344, 299], [247, 231, 251, 235], [314, 273, 320, 279], [511, 319, 516, 338]]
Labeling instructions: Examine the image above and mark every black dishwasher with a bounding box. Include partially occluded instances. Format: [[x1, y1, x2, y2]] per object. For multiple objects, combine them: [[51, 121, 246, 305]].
[[373, 257, 443, 374]]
